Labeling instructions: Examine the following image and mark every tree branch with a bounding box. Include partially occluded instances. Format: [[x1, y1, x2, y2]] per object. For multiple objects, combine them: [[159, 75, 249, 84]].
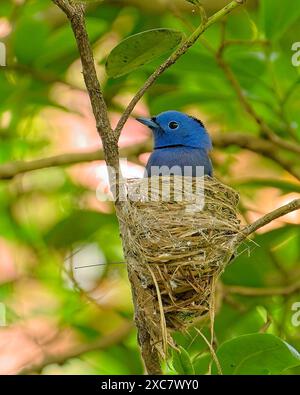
[[0, 141, 151, 180], [114, 0, 246, 138], [223, 281, 300, 297], [18, 322, 133, 375], [236, 199, 300, 243], [213, 133, 300, 181]]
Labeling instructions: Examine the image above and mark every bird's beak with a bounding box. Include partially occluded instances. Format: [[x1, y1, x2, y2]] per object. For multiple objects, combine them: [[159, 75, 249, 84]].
[[136, 117, 158, 129]]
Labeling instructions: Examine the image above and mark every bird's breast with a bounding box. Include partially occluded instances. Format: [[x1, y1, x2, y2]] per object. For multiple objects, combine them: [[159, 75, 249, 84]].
[[145, 147, 212, 177]]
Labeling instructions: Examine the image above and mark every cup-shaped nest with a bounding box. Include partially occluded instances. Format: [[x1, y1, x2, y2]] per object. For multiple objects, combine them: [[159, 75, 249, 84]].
[[119, 176, 240, 357]]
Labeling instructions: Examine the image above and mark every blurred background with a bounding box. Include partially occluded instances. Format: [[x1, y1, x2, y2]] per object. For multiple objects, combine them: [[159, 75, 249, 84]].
[[0, 0, 300, 374]]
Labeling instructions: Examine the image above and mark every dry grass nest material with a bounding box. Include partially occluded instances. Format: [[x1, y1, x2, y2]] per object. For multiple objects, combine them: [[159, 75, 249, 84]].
[[120, 175, 241, 357]]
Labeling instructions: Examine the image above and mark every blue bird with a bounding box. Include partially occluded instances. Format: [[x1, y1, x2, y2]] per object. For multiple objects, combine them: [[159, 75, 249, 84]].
[[136, 111, 213, 177]]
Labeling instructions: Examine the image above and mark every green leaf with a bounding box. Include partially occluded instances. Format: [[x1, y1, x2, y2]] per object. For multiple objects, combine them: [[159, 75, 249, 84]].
[[105, 29, 184, 78], [13, 17, 50, 65], [223, 225, 300, 287], [212, 333, 300, 375], [215, 306, 266, 344], [45, 210, 117, 248], [38, 17, 107, 69], [172, 346, 195, 375], [193, 353, 211, 375], [261, 0, 300, 40]]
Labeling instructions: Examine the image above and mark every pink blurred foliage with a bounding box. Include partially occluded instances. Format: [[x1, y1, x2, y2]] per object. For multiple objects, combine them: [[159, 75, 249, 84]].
[[246, 191, 300, 233], [0, 320, 78, 374], [46, 87, 150, 154], [0, 18, 11, 38]]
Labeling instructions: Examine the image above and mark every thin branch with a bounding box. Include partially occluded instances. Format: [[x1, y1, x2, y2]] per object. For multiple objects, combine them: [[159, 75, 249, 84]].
[[0, 141, 151, 180], [114, 0, 246, 138], [213, 133, 300, 181], [18, 322, 133, 375], [236, 199, 300, 243], [224, 281, 300, 297], [0, 151, 103, 180]]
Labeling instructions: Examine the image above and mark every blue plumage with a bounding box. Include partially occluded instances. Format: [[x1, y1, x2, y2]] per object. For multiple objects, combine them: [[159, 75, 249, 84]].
[[136, 111, 213, 177]]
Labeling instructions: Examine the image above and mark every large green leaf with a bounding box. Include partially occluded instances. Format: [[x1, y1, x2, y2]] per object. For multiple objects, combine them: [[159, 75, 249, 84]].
[[105, 29, 184, 78], [13, 17, 50, 65], [212, 333, 300, 375], [222, 225, 300, 287], [172, 346, 195, 375], [261, 0, 300, 40], [215, 305, 266, 344], [45, 210, 117, 248], [37, 18, 107, 69], [193, 353, 211, 375]]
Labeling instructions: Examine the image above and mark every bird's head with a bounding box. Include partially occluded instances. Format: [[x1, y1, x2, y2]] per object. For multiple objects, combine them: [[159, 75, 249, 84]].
[[136, 110, 212, 151]]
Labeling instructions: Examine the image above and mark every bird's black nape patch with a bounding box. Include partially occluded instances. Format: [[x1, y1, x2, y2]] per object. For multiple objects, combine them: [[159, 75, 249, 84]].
[[188, 115, 205, 128]]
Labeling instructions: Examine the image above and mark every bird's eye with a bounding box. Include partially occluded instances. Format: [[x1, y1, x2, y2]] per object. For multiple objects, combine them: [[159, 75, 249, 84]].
[[168, 121, 179, 130]]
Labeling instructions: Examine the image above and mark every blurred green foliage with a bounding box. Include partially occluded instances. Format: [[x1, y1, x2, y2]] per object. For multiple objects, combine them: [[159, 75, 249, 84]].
[[0, 0, 300, 375]]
